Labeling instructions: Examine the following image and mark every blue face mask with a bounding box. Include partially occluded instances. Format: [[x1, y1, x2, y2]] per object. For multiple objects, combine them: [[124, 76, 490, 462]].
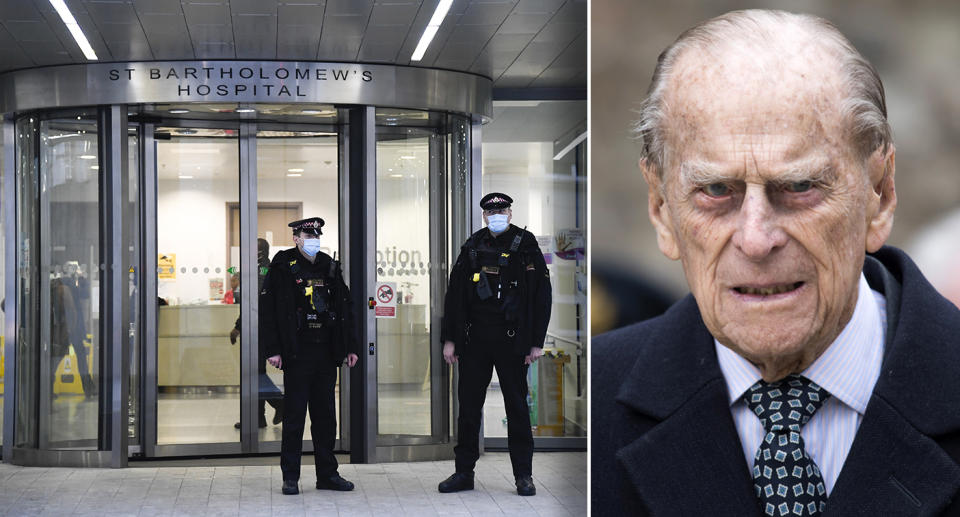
[[487, 214, 509, 233], [301, 238, 323, 257]]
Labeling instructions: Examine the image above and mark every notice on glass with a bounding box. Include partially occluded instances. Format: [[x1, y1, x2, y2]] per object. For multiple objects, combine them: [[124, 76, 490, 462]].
[[555, 229, 585, 260], [158, 253, 177, 279], [375, 282, 397, 318]]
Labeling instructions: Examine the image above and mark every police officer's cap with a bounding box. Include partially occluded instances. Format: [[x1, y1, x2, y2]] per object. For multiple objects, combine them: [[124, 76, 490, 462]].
[[480, 192, 512, 210], [289, 217, 324, 235]]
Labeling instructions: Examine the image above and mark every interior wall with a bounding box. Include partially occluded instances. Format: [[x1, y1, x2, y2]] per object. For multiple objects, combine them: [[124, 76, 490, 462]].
[[157, 176, 339, 305]]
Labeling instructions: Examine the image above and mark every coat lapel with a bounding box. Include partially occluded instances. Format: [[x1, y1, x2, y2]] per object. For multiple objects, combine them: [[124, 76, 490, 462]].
[[616, 377, 760, 515], [614, 296, 760, 516], [825, 396, 960, 516], [824, 250, 960, 515]]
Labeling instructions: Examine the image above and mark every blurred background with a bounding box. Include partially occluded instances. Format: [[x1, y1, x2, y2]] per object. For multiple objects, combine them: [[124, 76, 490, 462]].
[[591, 0, 960, 335]]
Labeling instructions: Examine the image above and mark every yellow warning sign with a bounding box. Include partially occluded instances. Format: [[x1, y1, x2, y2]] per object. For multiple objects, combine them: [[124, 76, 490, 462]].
[[53, 335, 93, 395], [158, 253, 176, 279]]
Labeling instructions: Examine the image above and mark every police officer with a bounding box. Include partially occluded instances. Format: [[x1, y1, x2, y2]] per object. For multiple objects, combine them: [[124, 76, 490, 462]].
[[261, 217, 359, 495], [437, 193, 552, 496]]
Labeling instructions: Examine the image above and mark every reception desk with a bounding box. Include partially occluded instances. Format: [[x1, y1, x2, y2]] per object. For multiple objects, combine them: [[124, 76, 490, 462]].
[[158, 303, 431, 388], [158, 304, 240, 388], [376, 304, 430, 387]]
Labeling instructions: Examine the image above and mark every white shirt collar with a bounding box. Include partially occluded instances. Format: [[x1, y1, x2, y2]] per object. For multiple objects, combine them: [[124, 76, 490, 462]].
[[716, 273, 886, 414]]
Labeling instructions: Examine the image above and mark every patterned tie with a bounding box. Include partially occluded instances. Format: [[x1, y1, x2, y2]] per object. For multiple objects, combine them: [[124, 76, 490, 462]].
[[742, 375, 830, 516]]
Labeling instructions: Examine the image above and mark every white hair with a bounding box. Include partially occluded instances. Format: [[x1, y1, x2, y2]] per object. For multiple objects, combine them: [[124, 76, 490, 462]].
[[634, 9, 892, 177]]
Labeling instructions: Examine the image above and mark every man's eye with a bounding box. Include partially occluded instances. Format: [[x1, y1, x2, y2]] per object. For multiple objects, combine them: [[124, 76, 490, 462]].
[[702, 183, 731, 197], [786, 181, 813, 193]]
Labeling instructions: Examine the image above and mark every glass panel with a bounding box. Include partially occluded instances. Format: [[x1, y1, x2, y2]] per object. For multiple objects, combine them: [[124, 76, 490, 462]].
[[446, 116, 471, 441], [0, 121, 4, 446], [375, 124, 434, 439], [0, 118, 4, 445], [156, 127, 240, 445], [255, 128, 341, 445], [41, 115, 101, 449], [481, 100, 588, 438], [127, 125, 141, 445], [15, 116, 38, 449]]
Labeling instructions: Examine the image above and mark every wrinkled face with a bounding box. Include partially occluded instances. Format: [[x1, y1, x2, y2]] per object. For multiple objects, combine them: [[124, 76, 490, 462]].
[[644, 50, 895, 378]]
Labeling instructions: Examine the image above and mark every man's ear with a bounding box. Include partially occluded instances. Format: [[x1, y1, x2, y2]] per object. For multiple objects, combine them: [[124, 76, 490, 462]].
[[865, 146, 896, 253], [640, 158, 681, 260]]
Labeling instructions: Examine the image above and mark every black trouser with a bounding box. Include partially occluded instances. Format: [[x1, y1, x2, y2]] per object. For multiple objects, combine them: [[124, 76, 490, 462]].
[[454, 320, 534, 478], [258, 396, 283, 425], [280, 343, 339, 482], [258, 360, 283, 425]]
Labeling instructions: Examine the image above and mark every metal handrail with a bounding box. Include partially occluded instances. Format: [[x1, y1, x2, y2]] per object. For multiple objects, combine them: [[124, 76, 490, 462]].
[[546, 331, 582, 349]]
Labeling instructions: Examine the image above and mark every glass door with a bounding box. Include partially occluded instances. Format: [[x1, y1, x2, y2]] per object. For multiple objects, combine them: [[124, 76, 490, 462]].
[[152, 125, 242, 452], [254, 125, 344, 453], [38, 114, 101, 450], [372, 109, 465, 458]]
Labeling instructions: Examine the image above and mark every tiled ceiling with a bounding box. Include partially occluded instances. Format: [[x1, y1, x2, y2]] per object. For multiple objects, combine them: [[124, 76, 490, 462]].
[[0, 0, 586, 89]]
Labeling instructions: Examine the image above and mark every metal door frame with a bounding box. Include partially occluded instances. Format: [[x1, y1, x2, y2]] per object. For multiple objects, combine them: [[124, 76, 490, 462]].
[[138, 117, 352, 459]]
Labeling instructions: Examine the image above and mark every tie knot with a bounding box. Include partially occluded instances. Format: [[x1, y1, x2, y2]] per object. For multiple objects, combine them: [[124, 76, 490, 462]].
[[742, 375, 830, 434]]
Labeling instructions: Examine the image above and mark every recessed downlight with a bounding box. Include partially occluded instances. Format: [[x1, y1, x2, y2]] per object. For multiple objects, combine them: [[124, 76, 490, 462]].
[[79, 155, 96, 160], [287, 168, 304, 173], [178, 175, 193, 179], [286, 173, 302, 178]]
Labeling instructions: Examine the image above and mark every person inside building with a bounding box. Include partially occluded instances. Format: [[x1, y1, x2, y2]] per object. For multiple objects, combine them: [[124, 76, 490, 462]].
[[231, 238, 283, 429], [261, 218, 359, 495], [438, 192, 552, 496]]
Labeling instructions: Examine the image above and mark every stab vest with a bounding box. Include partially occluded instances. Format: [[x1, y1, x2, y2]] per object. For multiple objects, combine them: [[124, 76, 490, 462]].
[[286, 257, 338, 336], [465, 229, 525, 322]]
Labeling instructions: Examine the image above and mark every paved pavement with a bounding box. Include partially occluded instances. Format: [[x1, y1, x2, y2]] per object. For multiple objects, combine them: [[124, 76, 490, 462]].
[[0, 451, 586, 516]]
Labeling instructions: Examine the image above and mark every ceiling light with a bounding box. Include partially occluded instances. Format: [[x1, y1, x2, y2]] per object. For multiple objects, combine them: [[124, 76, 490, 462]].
[[286, 173, 302, 177], [178, 175, 193, 179], [168, 109, 190, 114], [49, 0, 98, 60], [236, 108, 256, 113], [300, 110, 321, 115], [287, 168, 304, 173], [90, 165, 99, 170], [390, 174, 403, 178], [79, 155, 96, 160], [411, 0, 452, 61], [400, 155, 416, 160]]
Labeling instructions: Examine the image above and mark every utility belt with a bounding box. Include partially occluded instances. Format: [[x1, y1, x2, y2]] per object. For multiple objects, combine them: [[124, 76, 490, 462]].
[[466, 318, 518, 346]]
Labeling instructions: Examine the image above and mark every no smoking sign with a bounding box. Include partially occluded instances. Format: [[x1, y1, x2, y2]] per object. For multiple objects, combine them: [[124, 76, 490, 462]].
[[375, 281, 397, 318]]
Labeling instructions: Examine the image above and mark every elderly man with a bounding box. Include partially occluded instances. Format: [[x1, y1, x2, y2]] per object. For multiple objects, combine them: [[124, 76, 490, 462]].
[[592, 10, 960, 517]]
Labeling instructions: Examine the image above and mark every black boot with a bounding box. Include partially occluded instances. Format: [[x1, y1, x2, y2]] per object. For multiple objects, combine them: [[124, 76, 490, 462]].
[[281, 480, 299, 495], [316, 473, 354, 491], [516, 476, 536, 496], [438, 472, 474, 493], [234, 419, 267, 429], [272, 403, 284, 425]]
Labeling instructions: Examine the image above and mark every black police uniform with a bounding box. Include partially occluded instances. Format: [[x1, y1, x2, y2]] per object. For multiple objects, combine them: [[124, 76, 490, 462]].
[[260, 222, 357, 487], [440, 203, 552, 483]]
